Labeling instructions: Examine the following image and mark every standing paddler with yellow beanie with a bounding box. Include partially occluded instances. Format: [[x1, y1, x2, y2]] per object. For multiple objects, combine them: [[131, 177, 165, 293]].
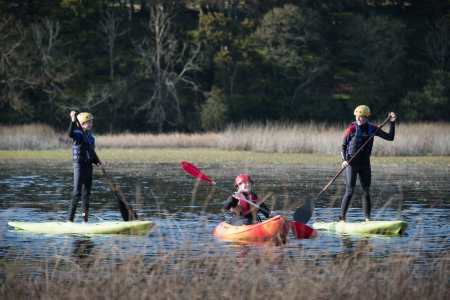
[[339, 105, 397, 222], [68, 111, 102, 222]]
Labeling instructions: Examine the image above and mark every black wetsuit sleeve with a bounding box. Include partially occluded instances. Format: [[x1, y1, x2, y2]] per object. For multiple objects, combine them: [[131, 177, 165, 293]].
[[68, 121, 76, 139], [376, 121, 395, 141], [223, 196, 238, 210], [259, 202, 271, 218]]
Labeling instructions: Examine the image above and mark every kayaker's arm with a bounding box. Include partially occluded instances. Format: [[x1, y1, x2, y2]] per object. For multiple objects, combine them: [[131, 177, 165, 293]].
[[259, 202, 271, 218], [223, 196, 238, 210]]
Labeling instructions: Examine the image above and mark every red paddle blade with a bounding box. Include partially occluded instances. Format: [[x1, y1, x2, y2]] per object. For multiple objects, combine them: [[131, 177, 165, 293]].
[[180, 161, 215, 184], [289, 221, 317, 239]]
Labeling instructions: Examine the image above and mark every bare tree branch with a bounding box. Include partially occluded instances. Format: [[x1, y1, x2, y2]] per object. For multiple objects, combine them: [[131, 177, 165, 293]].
[[135, 2, 201, 131], [100, 9, 128, 81]]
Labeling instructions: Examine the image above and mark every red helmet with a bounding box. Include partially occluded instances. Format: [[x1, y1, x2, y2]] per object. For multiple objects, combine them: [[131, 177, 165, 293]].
[[235, 174, 252, 187]]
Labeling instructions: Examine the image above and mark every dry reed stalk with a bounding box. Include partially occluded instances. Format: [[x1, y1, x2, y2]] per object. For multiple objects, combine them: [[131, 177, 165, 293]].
[[96, 132, 220, 148], [0, 124, 65, 150], [1, 249, 448, 300], [219, 122, 450, 156], [1, 122, 449, 156]]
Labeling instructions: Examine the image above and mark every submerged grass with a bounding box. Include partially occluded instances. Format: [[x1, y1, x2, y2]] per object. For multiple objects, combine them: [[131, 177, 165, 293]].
[[1, 248, 449, 300]]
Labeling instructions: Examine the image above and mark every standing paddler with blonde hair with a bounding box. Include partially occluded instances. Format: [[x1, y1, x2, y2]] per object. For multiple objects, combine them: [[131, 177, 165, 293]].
[[68, 111, 102, 222], [339, 105, 397, 222]]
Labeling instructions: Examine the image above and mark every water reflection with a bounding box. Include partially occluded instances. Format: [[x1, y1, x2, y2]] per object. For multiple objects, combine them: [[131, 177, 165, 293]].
[[72, 238, 95, 260], [338, 235, 372, 255]]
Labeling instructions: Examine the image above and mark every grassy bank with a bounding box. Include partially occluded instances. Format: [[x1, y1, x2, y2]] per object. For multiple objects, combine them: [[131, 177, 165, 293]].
[[1, 148, 450, 166], [1, 122, 450, 156], [1, 250, 448, 300]]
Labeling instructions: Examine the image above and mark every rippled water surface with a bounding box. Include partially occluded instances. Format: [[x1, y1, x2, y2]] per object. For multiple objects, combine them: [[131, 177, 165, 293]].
[[1, 161, 449, 272]]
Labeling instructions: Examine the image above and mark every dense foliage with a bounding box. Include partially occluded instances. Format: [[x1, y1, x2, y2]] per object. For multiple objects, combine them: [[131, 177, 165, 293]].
[[1, 0, 449, 132]]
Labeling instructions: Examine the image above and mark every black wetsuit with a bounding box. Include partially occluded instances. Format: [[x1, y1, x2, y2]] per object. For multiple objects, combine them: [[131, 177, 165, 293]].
[[223, 192, 271, 225], [340, 121, 395, 220], [68, 121, 100, 222]]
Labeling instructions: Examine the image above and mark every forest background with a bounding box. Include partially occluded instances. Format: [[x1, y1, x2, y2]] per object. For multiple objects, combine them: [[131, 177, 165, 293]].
[[1, 0, 449, 134]]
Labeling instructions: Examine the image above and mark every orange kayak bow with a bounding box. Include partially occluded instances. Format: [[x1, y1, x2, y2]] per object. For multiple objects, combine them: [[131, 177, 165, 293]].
[[213, 215, 288, 243]]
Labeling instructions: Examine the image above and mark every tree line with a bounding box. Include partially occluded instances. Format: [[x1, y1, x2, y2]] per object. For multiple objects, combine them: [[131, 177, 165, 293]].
[[1, 0, 449, 133]]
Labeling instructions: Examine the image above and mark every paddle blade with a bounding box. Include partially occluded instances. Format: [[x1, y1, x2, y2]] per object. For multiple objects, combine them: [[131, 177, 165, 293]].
[[293, 199, 313, 223], [180, 161, 215, 184], [289, 221, 317, 239]]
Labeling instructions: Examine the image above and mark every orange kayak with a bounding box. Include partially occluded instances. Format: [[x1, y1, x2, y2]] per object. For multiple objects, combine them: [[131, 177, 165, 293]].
[[213, 215, 288, 243]]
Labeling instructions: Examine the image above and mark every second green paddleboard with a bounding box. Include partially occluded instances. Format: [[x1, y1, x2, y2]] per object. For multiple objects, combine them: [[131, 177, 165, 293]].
[[313, 220, 407, 235]]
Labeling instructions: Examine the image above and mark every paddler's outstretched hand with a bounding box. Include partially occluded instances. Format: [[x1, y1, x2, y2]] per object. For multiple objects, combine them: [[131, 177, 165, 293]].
[[70, 110, 77, 122], [389, 112, 397, 122]]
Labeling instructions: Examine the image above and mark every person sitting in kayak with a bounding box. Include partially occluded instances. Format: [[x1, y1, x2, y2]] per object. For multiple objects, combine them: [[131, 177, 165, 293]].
[[68, 111, 102, 222], [339, 105, 396, 222], [223, 174, 272, 225]]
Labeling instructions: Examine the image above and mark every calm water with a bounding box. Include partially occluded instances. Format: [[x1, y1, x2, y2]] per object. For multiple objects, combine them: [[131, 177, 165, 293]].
[[1, 161, 449, 272]]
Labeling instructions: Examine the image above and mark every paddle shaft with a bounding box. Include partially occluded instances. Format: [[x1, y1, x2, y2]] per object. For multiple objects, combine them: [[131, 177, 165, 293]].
[[316, 115, 391, 199], [73, 112, 137, 221], [211, 182, 271, 215]]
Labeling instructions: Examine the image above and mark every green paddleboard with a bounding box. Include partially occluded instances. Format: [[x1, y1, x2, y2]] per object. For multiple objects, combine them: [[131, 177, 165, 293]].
[[313, 220, 407, 235], [8, 220, 154, 235]]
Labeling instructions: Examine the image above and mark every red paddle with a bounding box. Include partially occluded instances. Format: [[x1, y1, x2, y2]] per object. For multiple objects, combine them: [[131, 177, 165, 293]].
[[289, 221, 317, 239], [180, 160, 271, 213], [180, 160, 216, 184]]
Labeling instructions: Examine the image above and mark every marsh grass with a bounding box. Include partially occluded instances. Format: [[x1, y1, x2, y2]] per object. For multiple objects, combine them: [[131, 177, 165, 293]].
[[97, 132, 220, 148], [1, 122, 449, 156], [219, 122, 450, 156], [2, 148, 449, 167], [1, 246, 448, 300], [0, 124, 66, 150]]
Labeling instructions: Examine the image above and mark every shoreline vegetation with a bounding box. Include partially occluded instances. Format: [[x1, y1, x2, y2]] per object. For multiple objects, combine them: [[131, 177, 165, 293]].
[[1, 149, 449, 167], [1, 249, 449, 300], [0, 123, 449, 160]]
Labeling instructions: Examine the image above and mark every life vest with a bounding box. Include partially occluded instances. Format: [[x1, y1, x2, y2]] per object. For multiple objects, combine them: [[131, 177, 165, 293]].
[[72, 129, 96, 163], [233, 192, 259, 217], [345, 122, 377, 160]]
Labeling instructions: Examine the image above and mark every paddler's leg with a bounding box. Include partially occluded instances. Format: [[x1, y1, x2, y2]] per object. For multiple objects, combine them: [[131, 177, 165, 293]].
[[340, 165, 358, 221], [81, 164, 93, 223], [69, 163, 82, 222], [359, 164, 372, 221]]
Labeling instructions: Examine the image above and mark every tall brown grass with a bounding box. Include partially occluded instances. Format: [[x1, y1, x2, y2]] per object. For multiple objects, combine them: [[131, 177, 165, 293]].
[[0, 124, 66, 150], [1, 248, 448, 300], [218, 122, 450, 156], [1, 122, 449, 156], [96, 132, 220, 148]]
